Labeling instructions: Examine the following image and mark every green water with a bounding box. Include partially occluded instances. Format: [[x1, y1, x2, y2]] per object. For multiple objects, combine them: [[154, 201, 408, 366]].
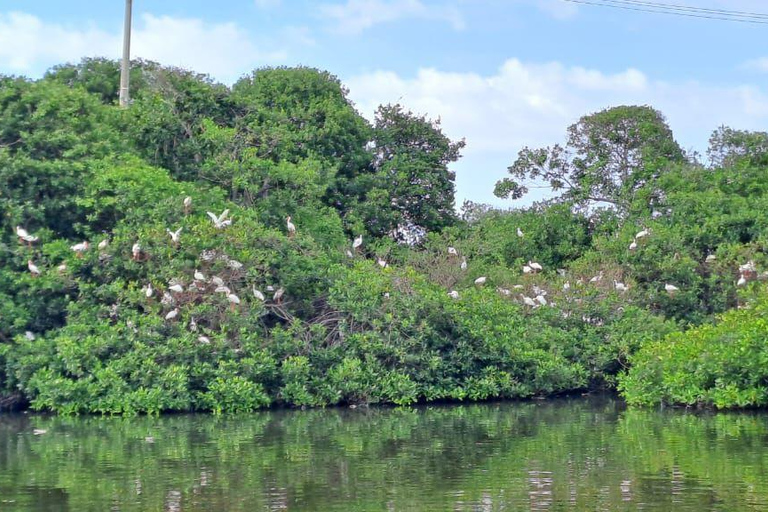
[[1, 396, 768, 511]]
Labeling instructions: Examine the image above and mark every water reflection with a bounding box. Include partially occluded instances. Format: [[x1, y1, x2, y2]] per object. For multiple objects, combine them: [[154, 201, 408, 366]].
[[1, 396, 767, 510]]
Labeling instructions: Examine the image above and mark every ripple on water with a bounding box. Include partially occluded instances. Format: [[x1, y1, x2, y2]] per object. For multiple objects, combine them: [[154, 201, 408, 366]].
[[1, 397, 768, 511]]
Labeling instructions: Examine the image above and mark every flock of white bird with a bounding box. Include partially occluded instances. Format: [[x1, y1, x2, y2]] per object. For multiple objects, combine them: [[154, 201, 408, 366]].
[[441, 226, 760, 310], [14, 197, 392, 342], [12, 210, 763, 334]]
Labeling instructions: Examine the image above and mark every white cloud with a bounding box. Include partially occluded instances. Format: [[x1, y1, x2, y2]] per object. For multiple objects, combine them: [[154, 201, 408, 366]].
[[0, 11, 284, 83], [254, 0, 282, 8], [318, 0, 465, 35], [742, 57, 768, 73], [0, 12, 114, 71], [345, 59, 768, 206], [535, 0, 579, 19]]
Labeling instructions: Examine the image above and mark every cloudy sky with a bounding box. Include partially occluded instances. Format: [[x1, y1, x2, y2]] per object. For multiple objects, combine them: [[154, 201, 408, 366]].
[[2, 0, 768, 207]]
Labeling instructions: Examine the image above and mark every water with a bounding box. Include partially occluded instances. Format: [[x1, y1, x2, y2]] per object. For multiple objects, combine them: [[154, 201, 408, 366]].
[[1, 396, 768, 511]]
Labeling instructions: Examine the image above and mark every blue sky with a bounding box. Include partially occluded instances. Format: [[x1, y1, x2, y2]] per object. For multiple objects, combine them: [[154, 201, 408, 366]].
[[2, 0, 767, 208]]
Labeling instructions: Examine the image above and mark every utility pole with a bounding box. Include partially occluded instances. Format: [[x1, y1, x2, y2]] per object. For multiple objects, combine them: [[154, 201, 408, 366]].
[[119, 0, 133, 107]]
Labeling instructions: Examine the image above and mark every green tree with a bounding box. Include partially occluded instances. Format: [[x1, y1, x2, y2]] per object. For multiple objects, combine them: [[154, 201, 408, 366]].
[[495, 105, 686, 215], [357, 104, 465, 240], [707, 126, 768, 168]]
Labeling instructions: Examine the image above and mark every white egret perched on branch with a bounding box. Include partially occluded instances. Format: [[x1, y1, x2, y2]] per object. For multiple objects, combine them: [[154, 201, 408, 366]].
[[448, 290, 460, 299], [132, 242, 141, 261], [474, 276, 487, 286], [27, 260, 41, 277], [286, 216, 296, 237], [70, 241, 89, 257], [16, 226, 39, 245], [165, 308, 179, 321], [635, 228, 650, 240], [273, 287, 285, 303], [183, 196, 192, 215], [665, 283, 679, 295], [352, 234, 363, 250], [167, 227, 182, 245], [207, 209, 231, 229], [252, 286, 265, 301], [448, 246, 458, 256], [517, 227, 524, 238]]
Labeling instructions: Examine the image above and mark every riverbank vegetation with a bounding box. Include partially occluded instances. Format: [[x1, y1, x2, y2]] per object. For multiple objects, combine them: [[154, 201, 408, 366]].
[[2, 58, 767, 413]]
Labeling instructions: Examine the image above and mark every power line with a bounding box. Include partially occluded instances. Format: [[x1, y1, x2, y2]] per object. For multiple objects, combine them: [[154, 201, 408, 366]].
[[591, 0, 768, 19], [563, 0, 768, 24]]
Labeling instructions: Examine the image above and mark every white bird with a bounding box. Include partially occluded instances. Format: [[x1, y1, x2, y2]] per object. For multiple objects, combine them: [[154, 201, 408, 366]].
[[528, 261, 543, 272], [521, 295, 537, 307], [614, 280, 628, 292], [377, 258, 388, 268], [448, 290, 460, 299], [523, 265, 533, 274], [345, 249, 354, 258], [189, 317, 198, 332], [198, 335, 210, 344], [227, 293, 240, 306], [352, 235, 363, 250], [144, 283, 153, 298], [705, 254, 717, 263], [227, 260, 243, 270], [71, 241, 89, 256], [266, 285, 275, 292], [448, 246, 458, 256], [16, 226, 39, 244], [517, 227, 524, 238], [513, 284, 524, 290], [535, 295, 548, 306], [635, 228, 650, 240], [474, 276, 487, 285], [57, 263, 67, 273], [460, 258, 467, 271], [563, 281, 571, 291], [27, 260, 41, 276], [739, 261, 757, 274], [629, 241, 638, 251], [207, 209, 231, 229], [665, 283, 680, 295], [169, 283, 184, 294], [286, 216, 296, 237], [737, 275, 747, 287], [273, 287, 285, 303], [211, 276, 225, 287], [161, 292, 174, 306], [214, 285, 231, 294], [24, 331, 36, 341], [98, 239, 109, 251], [165, 308, 179, 321], [32, 429, 47, 435], [167, 227, 183, 244], [183, 196, 192, 214], [497, 287, 512, 296], [589, 272, 603, 283], [132, 242, 141, 261], [194, 269, 206, 282], [252, 286, 265, 301]]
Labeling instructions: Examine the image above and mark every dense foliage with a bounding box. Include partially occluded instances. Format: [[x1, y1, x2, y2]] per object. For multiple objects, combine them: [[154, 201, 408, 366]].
[[2, 58, 768, 413]]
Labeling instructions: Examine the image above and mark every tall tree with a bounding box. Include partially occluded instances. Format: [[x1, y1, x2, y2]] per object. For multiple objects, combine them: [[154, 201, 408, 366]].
[[357, 104, 465, 240], [495, 105, 685, 215], [707, 126, 768, 168]]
